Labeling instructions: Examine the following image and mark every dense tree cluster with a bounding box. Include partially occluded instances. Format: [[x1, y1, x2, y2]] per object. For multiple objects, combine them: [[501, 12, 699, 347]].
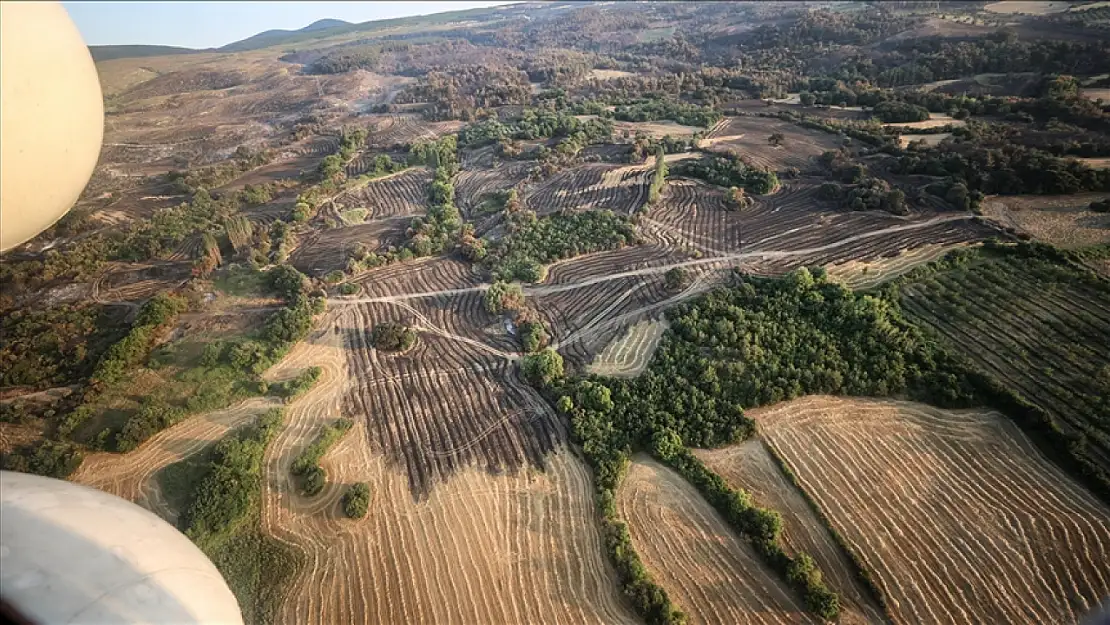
[[873, 101, 930, 124], [407, 136, 463, 257], [670, 155, 779, 195], [612, 98, 721, 128], [0, 305, 123, 389], [484, 281, 525, 315], [184, 408, 284, 550], [370, 322, 417, 352], [458, 109, 613, 148], [484, 210, 636, 282], [748, 8, 913, 48], [896, 144, 1110, 195], [291, 418, 353, 496]]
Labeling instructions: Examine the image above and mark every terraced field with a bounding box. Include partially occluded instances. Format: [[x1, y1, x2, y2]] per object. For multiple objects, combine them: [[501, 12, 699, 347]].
[[340, 301, 561, 496], [289, 220, 407, 277], [522, 162, 652, 215], [825, 242, 975, 290], [587, 318, 668, 378], [617, 455, 816, 624], [332, 168, 433, 220], [756, 396, 1110, 625], [898, 251, 1110, 472], [363, 115, 465, 148]]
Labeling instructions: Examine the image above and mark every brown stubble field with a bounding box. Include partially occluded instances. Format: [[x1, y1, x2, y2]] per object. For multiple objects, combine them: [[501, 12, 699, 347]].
[[753, 396, 1110, 625], [617, 454, 817, 625], [258, 311, 639, 625]]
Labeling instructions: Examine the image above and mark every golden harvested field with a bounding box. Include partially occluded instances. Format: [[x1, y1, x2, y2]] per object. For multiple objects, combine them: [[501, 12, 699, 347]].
[[984, 1, 1071, 14], [260, 330, 639, 625], [701, 117, 842, 171], [824, 242, 974, 290], [613, 120, 702, 138], [755, 396, 1110, 625], [980, 193, 1110, 248], [587, 318, 668, 378], [71, 397, 281, 523], [897, 132, 951, 148], [883, 113, 965, 131], [1078, 156, 1110, 169], [696, 441, 884, 625], [617, 454, 815, 624], [588, 69, 636, 80]]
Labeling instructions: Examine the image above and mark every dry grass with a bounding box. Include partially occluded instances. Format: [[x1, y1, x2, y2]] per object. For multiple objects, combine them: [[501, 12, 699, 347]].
[[696, 440, 885, 625], [700, 117, 843, 171], [824, 242, 975, 290], [613, 120, 702, 138], [259, 332, 638, 625], [755, 395, 1110, 625], [897, 133, 951, 148], [984, 1, 1071, 14], [588, 69, 635, 80], [587, 318, 668, 378], [883, 113, 966, 131], [980, 193, 1110, 248], [617, 454, 816, 624]]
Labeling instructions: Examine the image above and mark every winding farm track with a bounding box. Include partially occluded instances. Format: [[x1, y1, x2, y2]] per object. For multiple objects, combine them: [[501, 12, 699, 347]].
[[617, 454, 817, 624], [259, 317, 638, 625], [71, 397, 281, 524], [754, 396, 1110, 625]]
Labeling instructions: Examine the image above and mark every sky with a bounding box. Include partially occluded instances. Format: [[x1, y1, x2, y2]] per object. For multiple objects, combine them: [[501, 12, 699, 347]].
[[63, 1, 514, 49]]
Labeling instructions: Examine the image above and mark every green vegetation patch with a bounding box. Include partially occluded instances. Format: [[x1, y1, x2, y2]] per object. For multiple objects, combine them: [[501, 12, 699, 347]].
[[180, 408, 302, 625], [342, 482, 371, 518], [291, 418, 354, 496], [486, 210, 636, 283], [0, 304, 126, 390], [670, 154, 779, 195]]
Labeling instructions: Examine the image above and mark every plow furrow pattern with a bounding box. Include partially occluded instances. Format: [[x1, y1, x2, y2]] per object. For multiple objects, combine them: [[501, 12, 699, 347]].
[[617, 454, 817, 624], [755, 396, 1110, 625]]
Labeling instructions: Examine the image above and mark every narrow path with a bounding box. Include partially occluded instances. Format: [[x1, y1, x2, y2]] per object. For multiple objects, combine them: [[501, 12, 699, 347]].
[[329, 214, 976, 305]]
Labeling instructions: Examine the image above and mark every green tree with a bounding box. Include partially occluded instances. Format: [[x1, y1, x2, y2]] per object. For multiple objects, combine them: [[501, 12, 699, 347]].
[[521, 348, 564, 387], [343, 482, 371, 518]]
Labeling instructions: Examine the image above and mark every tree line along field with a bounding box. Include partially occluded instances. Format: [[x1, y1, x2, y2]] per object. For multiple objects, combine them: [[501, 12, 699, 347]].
[[4, 1, 1110, 623], [894, 245, 1110, 474], [751, 395, 1110, 625]]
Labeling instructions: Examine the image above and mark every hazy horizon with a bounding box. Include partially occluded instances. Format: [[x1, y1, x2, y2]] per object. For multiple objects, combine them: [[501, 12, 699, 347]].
[[63, 1, 514, 49]]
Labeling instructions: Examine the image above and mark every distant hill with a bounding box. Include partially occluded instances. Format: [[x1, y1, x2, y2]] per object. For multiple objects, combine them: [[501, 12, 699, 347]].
[[88, 44, 202, 62], [217, 19, 355, 53]]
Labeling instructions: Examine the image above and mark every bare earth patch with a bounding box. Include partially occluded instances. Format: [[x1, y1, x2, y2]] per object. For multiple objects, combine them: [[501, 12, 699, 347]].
[[980, 193, 1110, 248], [884, 113, 965, 131], [754, 395, 1110, 625], [588, 69, 635, 80], [984, 1, 1071, 14]]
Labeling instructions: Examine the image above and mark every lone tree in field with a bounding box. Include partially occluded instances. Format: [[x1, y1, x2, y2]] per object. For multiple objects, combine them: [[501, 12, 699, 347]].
[[768, 132, 785, 147], [370, 322, 417, 352], [342, 482, 370, 518]]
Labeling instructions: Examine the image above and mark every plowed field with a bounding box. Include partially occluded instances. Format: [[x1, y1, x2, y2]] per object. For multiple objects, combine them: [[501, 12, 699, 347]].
[[260, 326, 639, 625], [756, 396, 1110, 625], [617, 454, 816, 624]]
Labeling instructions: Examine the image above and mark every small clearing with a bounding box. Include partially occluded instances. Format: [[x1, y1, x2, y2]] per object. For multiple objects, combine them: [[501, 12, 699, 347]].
[[587, 318, 668, 378], [588, 69, 635, 80], [984, 1, 1071, 14], [898, 133, 951, 148], [883, 113, 965, 131], [980, 193, 1110, 248]]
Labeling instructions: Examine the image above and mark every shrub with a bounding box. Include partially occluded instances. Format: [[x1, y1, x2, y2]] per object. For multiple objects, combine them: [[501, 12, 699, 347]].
[[370, 322, 417, 352], [521, 349, 564, 387], [342, 482, 371, 518]]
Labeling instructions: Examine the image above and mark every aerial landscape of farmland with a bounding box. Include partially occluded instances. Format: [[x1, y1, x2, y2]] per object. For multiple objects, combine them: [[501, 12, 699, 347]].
[[1, 1, 1109, 623]]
